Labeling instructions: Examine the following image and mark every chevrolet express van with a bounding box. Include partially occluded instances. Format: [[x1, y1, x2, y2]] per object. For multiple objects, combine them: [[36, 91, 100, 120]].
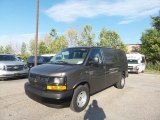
[[25, 47, 128, 112]]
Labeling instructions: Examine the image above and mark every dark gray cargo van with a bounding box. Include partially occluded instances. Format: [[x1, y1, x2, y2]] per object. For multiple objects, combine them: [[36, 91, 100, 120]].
[[25, 47, 128, 112]]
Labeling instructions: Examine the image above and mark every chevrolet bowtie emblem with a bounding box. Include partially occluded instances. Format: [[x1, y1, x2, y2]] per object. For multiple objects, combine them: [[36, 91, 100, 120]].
[[13, 66, 18, 69]]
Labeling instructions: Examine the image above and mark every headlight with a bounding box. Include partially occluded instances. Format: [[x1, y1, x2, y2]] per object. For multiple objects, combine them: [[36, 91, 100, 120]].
[[47, 77, 67, 91], [136, 65, 139, 70], [47, 77, 66, 85], [0, 64, 5, 70]]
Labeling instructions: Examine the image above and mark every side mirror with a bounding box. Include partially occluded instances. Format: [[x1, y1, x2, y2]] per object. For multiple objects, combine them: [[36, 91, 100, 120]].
[[93, 56, 99, 64], [89, 56, 99, 64]]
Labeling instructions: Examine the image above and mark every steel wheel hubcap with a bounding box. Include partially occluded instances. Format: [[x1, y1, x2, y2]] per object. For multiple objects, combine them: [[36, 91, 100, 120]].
[[121, 77, 125, 86], [77, 91, 87, 108]]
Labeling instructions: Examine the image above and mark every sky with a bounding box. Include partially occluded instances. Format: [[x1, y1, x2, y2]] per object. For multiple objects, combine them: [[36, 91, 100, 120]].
[[0, 0, 160, 50]]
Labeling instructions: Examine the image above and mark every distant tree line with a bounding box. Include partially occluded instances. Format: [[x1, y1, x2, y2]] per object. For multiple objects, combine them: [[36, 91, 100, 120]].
[[0, 25, 127, 62]]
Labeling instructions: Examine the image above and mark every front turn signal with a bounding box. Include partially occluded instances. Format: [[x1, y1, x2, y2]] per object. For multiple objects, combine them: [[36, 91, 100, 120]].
[[47, 85, 67, 91]]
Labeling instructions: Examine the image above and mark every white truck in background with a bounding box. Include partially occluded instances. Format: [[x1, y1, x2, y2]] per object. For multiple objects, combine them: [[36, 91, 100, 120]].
[[126, 53, 146, 74]]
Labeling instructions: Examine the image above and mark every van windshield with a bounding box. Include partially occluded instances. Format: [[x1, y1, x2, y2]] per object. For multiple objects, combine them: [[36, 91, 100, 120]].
[[128, 59, 138, 64], [49, 48, 89, 64]]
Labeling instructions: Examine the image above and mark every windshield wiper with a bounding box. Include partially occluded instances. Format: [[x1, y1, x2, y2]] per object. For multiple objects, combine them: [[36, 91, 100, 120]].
[[56, 61, 69, 64]]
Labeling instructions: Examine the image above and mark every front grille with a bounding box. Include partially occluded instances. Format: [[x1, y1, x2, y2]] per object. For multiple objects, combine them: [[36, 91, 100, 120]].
[[29, 73, 49, 90], [128, 66, 133, 70], [7, 65, 24, 71]]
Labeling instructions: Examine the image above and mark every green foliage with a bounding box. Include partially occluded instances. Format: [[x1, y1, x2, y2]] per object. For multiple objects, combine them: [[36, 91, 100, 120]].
[[51, 36, 68, 53], [38, 41, 48, 55], [152, 16, 160, 30], [0, 46, 4, 54], [141, 16, 160, 64], [78, 25, 95, 46], [50, 28, 57, 39], [4, 44, 14, 54], [26, 25, 128, 55], [18, 53, 30, 63], [146, 62, 160, 71], [65, 29, 78, 47], [98, 28, 127, 52], [21, 42, 27, 54], [43, 35, 53, 53], [29, 39, 36, 55]]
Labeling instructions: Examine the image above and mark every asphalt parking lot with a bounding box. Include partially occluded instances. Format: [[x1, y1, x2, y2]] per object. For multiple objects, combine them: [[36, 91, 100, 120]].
[[0, 73, 160, 120]]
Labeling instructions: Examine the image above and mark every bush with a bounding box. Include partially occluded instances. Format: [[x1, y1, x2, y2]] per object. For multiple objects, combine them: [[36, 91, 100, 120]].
[[146, 62, 160, 71]]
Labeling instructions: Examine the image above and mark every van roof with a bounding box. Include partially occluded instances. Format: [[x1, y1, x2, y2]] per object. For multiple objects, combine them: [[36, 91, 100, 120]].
[[68, 46, 118, 50]]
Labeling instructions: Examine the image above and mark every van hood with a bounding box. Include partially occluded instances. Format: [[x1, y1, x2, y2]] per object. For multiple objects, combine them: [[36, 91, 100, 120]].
[[0, 61, 25, 65], [30, 63, 78, 77]]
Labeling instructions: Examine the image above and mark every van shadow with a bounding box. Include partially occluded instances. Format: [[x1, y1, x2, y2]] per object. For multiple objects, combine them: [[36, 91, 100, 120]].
[[84, 100, 107, 120]]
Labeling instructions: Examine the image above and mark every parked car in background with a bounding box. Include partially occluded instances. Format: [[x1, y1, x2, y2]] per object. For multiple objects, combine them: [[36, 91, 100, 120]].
[[27, 56, 52, 68], [41, 54, 55, 63], [25, 47, 128, 112], [0, 54, 29, 80], [126, 53, 146, 74]]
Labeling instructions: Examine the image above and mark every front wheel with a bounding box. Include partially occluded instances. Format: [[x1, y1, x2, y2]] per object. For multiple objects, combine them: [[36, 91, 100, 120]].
[[114, 75, 125, 89], [70, 85, 90, 112]]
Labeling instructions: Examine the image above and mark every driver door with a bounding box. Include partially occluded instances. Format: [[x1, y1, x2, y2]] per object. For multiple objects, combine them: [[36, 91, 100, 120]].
[[86, 48, 106, 94]]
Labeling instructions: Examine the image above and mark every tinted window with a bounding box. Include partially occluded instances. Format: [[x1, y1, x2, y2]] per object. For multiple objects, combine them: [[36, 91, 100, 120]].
[[0, 55, 18, 61], [103, 49, 118, 64], [28, 56, 44, 63], [141, 57, 145, 63], [43, 56, 52, 62], [87, 48, 103, 64], [116, 50, 126, 63]]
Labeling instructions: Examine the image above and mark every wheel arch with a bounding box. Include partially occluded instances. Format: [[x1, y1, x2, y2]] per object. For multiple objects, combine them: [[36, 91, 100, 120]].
[[73, 81, 90, 93]]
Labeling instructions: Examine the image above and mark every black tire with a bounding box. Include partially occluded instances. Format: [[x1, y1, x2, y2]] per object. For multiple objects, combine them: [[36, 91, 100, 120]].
[[115, 75, 125, 89], [70, 85, 90, 112], [136, 70, 140, 74]]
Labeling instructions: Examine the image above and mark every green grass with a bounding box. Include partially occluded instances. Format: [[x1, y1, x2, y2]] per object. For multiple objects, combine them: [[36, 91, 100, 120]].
[[144, 69, 160, 74], [144, 62, 160, 74]]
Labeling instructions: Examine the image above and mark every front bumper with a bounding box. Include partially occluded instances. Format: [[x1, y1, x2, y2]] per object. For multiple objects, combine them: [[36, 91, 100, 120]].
[[24, 82, 73, 108], [128, 68, 138, 73], [0, 69, 28, 79]]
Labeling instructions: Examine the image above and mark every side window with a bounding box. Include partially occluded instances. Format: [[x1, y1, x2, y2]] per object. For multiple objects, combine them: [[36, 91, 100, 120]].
[[87, 48, 103, 64], [104, 51, 118, 64], [141, 57, 145, 63]]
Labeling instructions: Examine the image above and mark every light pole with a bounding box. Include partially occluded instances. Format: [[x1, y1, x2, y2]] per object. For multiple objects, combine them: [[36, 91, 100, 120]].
[[34, 0, 39, 66]]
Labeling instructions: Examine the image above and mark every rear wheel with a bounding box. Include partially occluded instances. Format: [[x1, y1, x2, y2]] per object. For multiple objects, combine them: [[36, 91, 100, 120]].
[[115, 75, 125, 89], [70, 85, 90, 112]]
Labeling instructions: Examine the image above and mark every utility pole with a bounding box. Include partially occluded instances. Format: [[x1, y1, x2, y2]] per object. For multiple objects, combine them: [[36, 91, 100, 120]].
[[34, 0, 39, 66]]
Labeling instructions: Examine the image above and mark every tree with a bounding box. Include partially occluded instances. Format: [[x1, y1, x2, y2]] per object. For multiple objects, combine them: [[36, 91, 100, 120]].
[[141, 29, 160, 64], [38, 41, 48, 55], [50, 28, 57, 39], [78, 25, 95, 46], [152, 16, 160, 30], [0, 46, 4, 54], [4, 44, 14, 54], [29, 39, 36, 55], [51, 36, 68, 53], [98, 28, 127, 52], [65, 29, 78, 47], [43, 34, 53, 53], [21, 42, 27, 54], [141, 16, 160, 64]]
